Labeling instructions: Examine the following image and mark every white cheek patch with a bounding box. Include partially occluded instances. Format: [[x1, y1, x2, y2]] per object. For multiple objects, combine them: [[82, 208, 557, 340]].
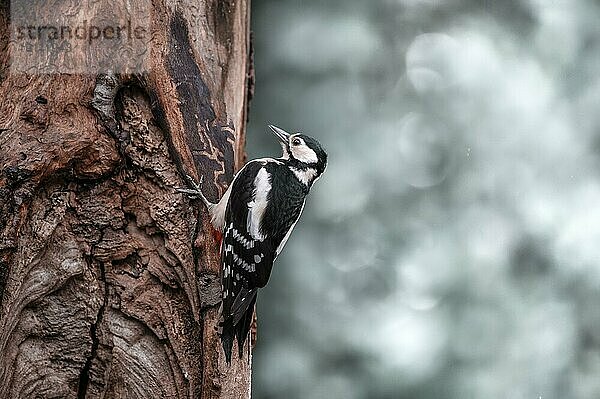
[[291, 144, 318, 164]]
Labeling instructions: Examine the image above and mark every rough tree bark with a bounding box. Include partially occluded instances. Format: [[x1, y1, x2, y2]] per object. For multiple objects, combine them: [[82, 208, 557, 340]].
[[0, 0, 253, 398]]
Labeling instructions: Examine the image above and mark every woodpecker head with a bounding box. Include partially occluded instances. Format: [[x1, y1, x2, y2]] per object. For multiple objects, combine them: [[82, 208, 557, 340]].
[[269, 125, 328, 185]]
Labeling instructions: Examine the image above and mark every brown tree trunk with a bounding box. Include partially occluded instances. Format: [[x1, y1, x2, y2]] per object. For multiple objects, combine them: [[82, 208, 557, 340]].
[[0, 0, 253, 398]]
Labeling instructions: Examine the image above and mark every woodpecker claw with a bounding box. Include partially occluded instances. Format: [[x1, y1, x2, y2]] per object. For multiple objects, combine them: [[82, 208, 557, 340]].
[[184, 174, 203, 191], [175, 187, 200, 197], [176, 174, 213, 208]]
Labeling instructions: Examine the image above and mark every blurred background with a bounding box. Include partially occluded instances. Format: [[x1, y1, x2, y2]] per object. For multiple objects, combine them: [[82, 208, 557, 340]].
[[246, 1, 600, 398]]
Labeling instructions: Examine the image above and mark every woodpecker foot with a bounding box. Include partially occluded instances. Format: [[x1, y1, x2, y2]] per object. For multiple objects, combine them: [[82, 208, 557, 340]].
[[175, 174, 213, 208]]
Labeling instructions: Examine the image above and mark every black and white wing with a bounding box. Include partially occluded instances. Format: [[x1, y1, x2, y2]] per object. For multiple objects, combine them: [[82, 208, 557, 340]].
[[218, 159, 307, 363]]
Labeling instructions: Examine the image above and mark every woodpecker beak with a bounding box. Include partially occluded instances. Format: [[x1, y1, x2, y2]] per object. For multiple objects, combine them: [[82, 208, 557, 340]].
[[268, 125, 290, 144]]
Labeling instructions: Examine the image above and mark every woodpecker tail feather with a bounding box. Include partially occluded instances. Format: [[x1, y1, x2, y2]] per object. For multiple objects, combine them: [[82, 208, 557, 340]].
[[235, 296, 256, 359], [219, 295, 256, 364], [220, 317, 235, 364]]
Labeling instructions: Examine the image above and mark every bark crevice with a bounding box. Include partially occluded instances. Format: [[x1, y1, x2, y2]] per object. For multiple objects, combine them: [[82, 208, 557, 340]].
[[77, 257, 107, 399]]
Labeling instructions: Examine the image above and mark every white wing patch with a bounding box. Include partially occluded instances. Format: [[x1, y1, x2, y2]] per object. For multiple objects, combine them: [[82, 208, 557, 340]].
[[212, 158, 282, 232], [247, 167, 271, 241], [276, 200, 306, 257]]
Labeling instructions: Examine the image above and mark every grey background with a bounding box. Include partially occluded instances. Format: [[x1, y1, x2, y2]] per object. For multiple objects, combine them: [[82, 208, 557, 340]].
[[246, 1, 600, 398]]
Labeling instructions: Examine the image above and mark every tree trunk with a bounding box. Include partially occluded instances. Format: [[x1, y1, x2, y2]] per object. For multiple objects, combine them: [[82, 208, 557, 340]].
[[0, 0, 253, 398]]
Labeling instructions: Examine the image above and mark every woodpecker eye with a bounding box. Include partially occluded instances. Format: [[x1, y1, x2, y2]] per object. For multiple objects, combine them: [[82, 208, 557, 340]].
[[292, 138, 302, 146]]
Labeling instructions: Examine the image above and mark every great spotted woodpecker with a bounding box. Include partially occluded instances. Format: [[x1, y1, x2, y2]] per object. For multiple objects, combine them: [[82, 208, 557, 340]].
[[178, 125, 327, 363]]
